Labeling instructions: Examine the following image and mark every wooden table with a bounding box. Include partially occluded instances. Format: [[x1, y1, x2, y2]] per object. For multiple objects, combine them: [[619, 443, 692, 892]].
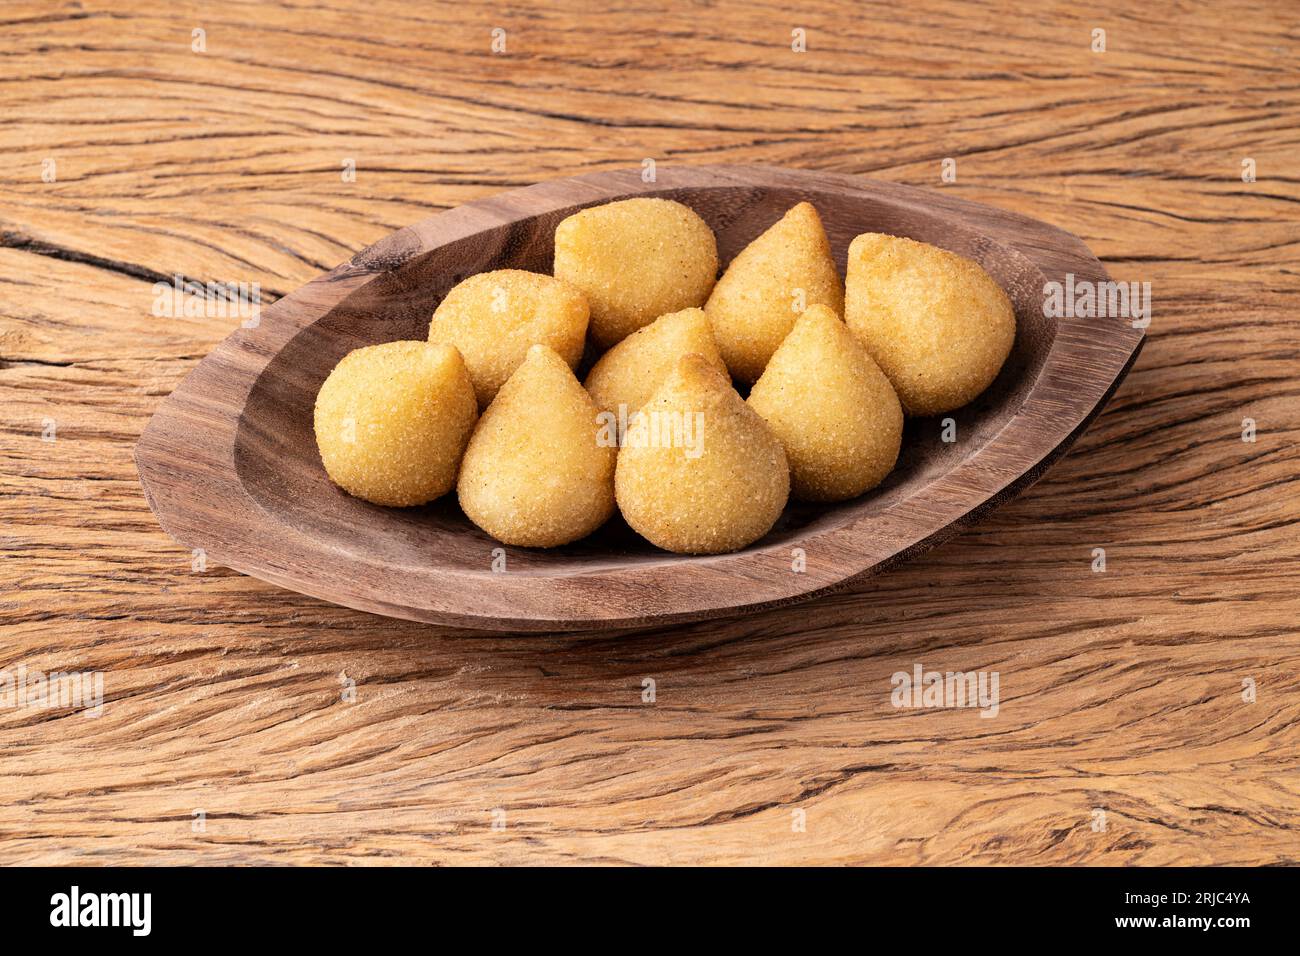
[[2, 0, 1296, 866]]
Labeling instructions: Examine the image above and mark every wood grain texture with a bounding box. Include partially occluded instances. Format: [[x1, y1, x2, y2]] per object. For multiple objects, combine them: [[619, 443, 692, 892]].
[[1, 0, 1297, 865], [135, 166, 1142, 630]]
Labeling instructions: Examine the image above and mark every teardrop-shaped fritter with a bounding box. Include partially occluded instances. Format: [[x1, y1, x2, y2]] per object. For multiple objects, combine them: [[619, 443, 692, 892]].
[[553, 198, 719, 349], [584, 307, 727, 422], [705, 201, 844, 383], [428, 269, 588, 410], [457, 344, 616, 547], [314, 340, 478, 506], [748, 304, 902, 502], [615, 354, 789, 554], [844, 232, 1015, 416]]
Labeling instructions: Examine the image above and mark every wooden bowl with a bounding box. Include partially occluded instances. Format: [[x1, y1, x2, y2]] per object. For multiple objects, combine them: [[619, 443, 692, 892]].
[[135, 166, 1144, 632]]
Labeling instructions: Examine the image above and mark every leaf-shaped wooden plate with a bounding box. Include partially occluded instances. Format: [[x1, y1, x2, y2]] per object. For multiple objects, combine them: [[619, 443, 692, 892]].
[[135, 166, 1144, 632]]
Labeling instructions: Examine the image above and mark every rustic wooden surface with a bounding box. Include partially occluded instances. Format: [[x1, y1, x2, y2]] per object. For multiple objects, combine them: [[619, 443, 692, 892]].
[[1, 0, 1297, 865]]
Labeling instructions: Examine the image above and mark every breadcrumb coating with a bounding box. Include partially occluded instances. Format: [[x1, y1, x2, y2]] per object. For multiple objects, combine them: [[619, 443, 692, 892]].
[[615, 354, 789, 554], [706, 201, 845, 383], [457, 344, 616, 547], [428, 269, 588, 409], [845, 232, 1015, 416], [554, 198, 719, 349], [312, 202, 1014, 551], [748, 304, 902, 502], [314, 340, 478, 506], [584, 307, 727, 421]]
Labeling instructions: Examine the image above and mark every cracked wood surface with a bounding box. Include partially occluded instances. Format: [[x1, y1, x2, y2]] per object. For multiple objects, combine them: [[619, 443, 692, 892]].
[[1, 0, 1298, 865]]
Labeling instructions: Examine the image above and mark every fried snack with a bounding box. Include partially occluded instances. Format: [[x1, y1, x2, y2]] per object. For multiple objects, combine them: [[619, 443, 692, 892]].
[[615, 354, 789, 554], [844, 233, 1015, 416], [748, 304, 902, 502], [553, 198, 719, 349], [428, 269, 588, 409], [705, 201, 844, 383], [457, 344, 615, 547], [313, 341, 477, 507], [583, 307, 727, 422]]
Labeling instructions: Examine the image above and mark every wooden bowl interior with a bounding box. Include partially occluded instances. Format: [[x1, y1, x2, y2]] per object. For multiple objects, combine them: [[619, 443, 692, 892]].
[[234, 185, 1054, 574]]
